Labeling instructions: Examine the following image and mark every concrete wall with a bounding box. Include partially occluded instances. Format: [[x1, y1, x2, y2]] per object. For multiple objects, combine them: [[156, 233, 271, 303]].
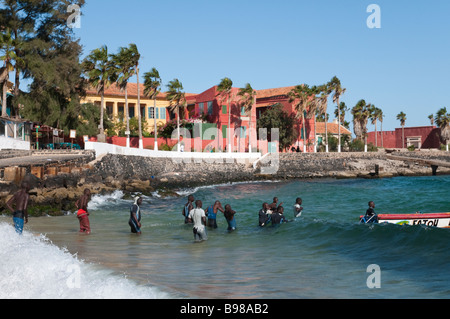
[[0, 136, 31, 150], [85, 141, 262, 163]]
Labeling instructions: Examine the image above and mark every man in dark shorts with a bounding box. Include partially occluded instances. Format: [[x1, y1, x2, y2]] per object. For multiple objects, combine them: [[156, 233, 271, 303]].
[[6, 182, 30, 235], [206, 201, 224, 229], [75, 189, 92, 234], [259, 202, 271, 227], [182, 195, 195, 224], [223, 204, 237, 232], [129, 197, 143, 235], [271, 206, 288, 225]]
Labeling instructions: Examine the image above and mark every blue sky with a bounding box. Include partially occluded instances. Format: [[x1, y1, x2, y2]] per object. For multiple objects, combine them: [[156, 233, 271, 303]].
[[74, 0, 449, 132]]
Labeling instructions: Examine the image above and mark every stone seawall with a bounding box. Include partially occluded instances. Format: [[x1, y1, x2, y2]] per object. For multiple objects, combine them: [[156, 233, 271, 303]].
[[1, 150, 450, 216]]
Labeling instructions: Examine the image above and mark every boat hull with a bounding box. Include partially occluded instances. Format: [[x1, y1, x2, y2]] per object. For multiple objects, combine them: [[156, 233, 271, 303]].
[[363, 213, 450, 228]]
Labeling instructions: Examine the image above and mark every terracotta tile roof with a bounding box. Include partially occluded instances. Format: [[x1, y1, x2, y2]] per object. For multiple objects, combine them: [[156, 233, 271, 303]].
[[85, 83, 198, 100], [256, 86, 297, 99], [315, 122, 351, 135]]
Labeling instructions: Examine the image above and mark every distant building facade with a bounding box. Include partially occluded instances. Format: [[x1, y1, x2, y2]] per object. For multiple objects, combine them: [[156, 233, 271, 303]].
[[367, 126, 441, 149], [85, 82, 351, 152], [83, 83, 171, 133]]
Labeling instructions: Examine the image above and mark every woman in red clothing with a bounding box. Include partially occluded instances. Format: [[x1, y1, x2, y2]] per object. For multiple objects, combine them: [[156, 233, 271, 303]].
[[75, 189, 92, 234]]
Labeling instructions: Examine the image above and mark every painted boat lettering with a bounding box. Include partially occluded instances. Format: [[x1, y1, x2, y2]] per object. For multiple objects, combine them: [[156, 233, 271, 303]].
[[412, 219, 439, 227]]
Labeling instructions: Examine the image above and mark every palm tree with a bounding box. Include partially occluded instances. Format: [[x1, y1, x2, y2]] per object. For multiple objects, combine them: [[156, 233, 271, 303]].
[[82, 45, 117, 142], [0, 29, 16, 118], [370, 106, 383, 147], [238, 83, 256, 153], [334, 102, 349, 127], [308, 86, 320, 153], [328, 76, 346, 152], [317, 85, 329, 152], [166, 79, 186, 151], [428, 114, 435, 126], [396, 111, 407, 149], [289, 84, 312, 153], [111, 45, 138, 147], [217, 77, 233, 153], [143, 68, 162, 151], [435, 107, 450, 151], [124, 44, 143, 149], [378, 108, 385, 148], [352, 100, 371, 151]]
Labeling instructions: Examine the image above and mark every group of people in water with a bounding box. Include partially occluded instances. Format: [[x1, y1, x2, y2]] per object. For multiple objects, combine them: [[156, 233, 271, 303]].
[[5, 181, 377, 237], [180, 195, 305, 241]]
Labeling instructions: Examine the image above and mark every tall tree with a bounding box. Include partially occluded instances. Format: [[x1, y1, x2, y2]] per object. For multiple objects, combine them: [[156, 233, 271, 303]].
[[82, 45, 117, 142], [370, 106, 383, 147], [143, 67, 162, 151], [316, 85, 329, 152], [111, 44, 140, 147], [289, 84, 312, 153], [328, 76, 346, 152], [166, 78, 186, 151], [428, 114, 435, 126], [352, 100, 371, 151], [435, 107, 450, 151], [257, 103, 297, 151], [334, 102, 350, 129], [217, 77, 233, 153], [396, 111, 407, 149], [126, 44, 143, 149], [238, 83, 256, 153], [0, 0, 72, 113], [377, 108, 385, 148], [15, 0, 87, 134], [308, 86, 320, 153], [0, 29, 15, 117]]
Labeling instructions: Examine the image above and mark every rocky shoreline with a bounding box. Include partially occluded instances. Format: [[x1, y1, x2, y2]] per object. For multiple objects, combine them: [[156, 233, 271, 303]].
[[1, 150, 450, 217]]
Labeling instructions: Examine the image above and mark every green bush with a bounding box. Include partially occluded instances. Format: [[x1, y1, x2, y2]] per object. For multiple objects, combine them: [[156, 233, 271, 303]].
[[349, 139, 365, 152]]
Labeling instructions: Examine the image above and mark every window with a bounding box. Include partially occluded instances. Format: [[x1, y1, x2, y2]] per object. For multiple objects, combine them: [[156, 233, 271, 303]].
[[222, 125, 228, 138], [155, 108, 159, 119], [129, 107, 135, 118], [207, 101, 213, 115], [222, 105, 227, 114], [160, 108, 166, 120], [241, 106, 246, 116], [199, 103, 204, 114], [148, 107, 155, 119]]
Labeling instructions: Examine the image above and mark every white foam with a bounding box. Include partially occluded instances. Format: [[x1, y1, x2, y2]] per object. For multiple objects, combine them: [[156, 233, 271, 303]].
[[88, 190, 126, 211], [0, 222, 171, 299]]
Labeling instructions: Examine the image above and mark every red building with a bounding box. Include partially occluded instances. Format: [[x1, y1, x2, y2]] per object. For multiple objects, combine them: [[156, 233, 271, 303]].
[[367, 126, 441, 149], [184, 85, 316, 152]]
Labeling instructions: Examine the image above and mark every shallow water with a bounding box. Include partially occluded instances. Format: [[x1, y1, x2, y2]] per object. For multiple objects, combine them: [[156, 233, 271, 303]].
[[2, 176, 450, 299]]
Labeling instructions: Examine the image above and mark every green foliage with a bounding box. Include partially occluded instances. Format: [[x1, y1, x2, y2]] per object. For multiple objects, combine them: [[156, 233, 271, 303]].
[[349, 139, 365, 152], [257, 103, 298, 151], [2, 0, 87, 133]]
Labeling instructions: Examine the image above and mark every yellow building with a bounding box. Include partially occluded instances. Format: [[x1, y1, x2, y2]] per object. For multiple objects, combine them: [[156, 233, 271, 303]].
[[83, 83, 170, 133]]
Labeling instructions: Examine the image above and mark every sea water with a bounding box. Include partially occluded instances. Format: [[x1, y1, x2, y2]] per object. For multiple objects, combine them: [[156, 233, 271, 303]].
[[1, 176, 450, 299]]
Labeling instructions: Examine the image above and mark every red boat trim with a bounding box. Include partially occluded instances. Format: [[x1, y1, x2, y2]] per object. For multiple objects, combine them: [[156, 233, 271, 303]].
[[377, 213, 450, 221]]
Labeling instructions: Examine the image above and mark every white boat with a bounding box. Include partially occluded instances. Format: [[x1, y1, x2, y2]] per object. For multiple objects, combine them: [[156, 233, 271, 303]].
[[362, 213, 450, 229]]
